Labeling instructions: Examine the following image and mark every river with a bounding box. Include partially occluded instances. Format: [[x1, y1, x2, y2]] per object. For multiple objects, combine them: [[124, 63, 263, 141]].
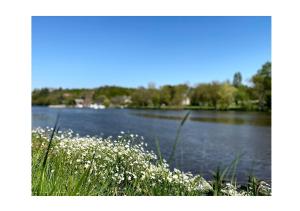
[[32, 106, 271, 184]]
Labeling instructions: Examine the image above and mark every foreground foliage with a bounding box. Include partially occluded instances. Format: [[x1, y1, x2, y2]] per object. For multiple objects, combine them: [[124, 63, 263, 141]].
[[32, 128, 271, 196]]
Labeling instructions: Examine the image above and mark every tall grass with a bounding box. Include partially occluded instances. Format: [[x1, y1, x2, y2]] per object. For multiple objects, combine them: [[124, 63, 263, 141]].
[[32, 112, 270, 196], [35, 115, 59, 195], [32, 127, 212, 196], [210, 153, 243, 196], [168, 111, 190, 165]]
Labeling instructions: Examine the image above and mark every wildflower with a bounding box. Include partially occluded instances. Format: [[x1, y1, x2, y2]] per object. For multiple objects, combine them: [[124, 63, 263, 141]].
[[32, 128, 228, 195], [174, 168, 180, 173]]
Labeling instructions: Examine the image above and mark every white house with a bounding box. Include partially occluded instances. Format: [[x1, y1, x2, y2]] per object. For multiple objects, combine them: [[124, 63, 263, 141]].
[[74, 99, 84, 108], [181, 97, 190, 106]]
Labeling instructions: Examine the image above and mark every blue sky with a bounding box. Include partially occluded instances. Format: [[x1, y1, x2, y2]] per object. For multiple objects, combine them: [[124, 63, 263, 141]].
[[32, 16, 271, 89]]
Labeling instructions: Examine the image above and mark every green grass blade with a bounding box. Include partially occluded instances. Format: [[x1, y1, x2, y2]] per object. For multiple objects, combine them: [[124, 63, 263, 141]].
[[37, 114, 60, 195], [72, 152, 96, 195], [155, 137, 163, 164], [168, 111, 190, 165]]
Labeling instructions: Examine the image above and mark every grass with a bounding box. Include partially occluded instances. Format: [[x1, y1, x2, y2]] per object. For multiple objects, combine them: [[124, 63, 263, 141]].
[[32, 128, 213, 196], [31, 113, 271, 196], [168, 111, 191, 165]]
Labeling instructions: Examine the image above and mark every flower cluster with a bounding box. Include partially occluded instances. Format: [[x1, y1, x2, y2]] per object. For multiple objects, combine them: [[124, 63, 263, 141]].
[[32, 128, 272, 196], [32, 127, 213, 195]]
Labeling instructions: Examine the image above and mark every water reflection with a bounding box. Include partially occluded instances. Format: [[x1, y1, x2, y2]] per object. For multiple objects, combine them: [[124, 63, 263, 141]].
[[132, 112, 271, 127]]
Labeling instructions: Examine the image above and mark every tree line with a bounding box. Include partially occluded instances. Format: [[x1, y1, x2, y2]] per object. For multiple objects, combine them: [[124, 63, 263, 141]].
[[32, 62, 271, 111]]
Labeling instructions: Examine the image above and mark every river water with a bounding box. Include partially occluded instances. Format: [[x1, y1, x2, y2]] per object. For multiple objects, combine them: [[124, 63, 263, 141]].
[[32, 106, 271, 184]]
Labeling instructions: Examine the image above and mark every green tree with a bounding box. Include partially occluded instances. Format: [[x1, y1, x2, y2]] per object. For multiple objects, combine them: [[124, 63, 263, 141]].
[[251, 62, 271, 110], [171, 84, 189, 106], [93, 94, 110, 107], [159, 85, 173, 106], [218, 83, 237, 110], [191, 82, 222, 109], [233, 72, 242, 87], [131, 87, 150, 107], [234, 85, 250, 106], [191, 83, 210, 106], [147, 83, 160, 106], [208, 81, 222, 109]]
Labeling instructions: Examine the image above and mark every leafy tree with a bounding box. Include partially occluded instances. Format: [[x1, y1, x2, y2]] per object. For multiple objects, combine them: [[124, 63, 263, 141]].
[[234, 85, 249, 106], [191, 82, 221, 109], [217, 83, 237, 109], [191, 83, 210, 106], [147, 83, 160, 106], [93, 94, 110, 107], [32, 88, 50, 105], [159, 85, 173, 106], [208, 81, 222, 109], [251, 62, 271, 110], [93, 86, 134, 100], [233, 72, 242, 87], [171, 84, 189, 106], [131, 87, 150, 107]]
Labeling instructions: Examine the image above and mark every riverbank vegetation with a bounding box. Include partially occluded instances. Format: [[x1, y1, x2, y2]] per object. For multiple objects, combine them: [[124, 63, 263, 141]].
[[32, 127, 271, 196], [32, 62, 271, 111]]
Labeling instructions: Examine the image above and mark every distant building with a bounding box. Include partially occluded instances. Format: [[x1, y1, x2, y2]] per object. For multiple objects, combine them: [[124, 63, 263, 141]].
[[123, 96, 132, 104], [63, 93, 71, 98], [181, 97, 190, 106], [110, 95, 132, 107], [75, 99, 84, 108]]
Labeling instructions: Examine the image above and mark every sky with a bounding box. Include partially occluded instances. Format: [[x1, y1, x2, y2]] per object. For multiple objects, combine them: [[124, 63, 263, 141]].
[[32, 16, 271, 89]]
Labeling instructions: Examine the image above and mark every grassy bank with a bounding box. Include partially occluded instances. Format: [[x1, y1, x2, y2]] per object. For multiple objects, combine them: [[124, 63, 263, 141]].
[[32, 128, 271, 196]]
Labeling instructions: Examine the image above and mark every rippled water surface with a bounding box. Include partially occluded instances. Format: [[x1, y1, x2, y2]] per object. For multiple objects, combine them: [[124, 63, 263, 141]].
[[32, 106, 271, 183]]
